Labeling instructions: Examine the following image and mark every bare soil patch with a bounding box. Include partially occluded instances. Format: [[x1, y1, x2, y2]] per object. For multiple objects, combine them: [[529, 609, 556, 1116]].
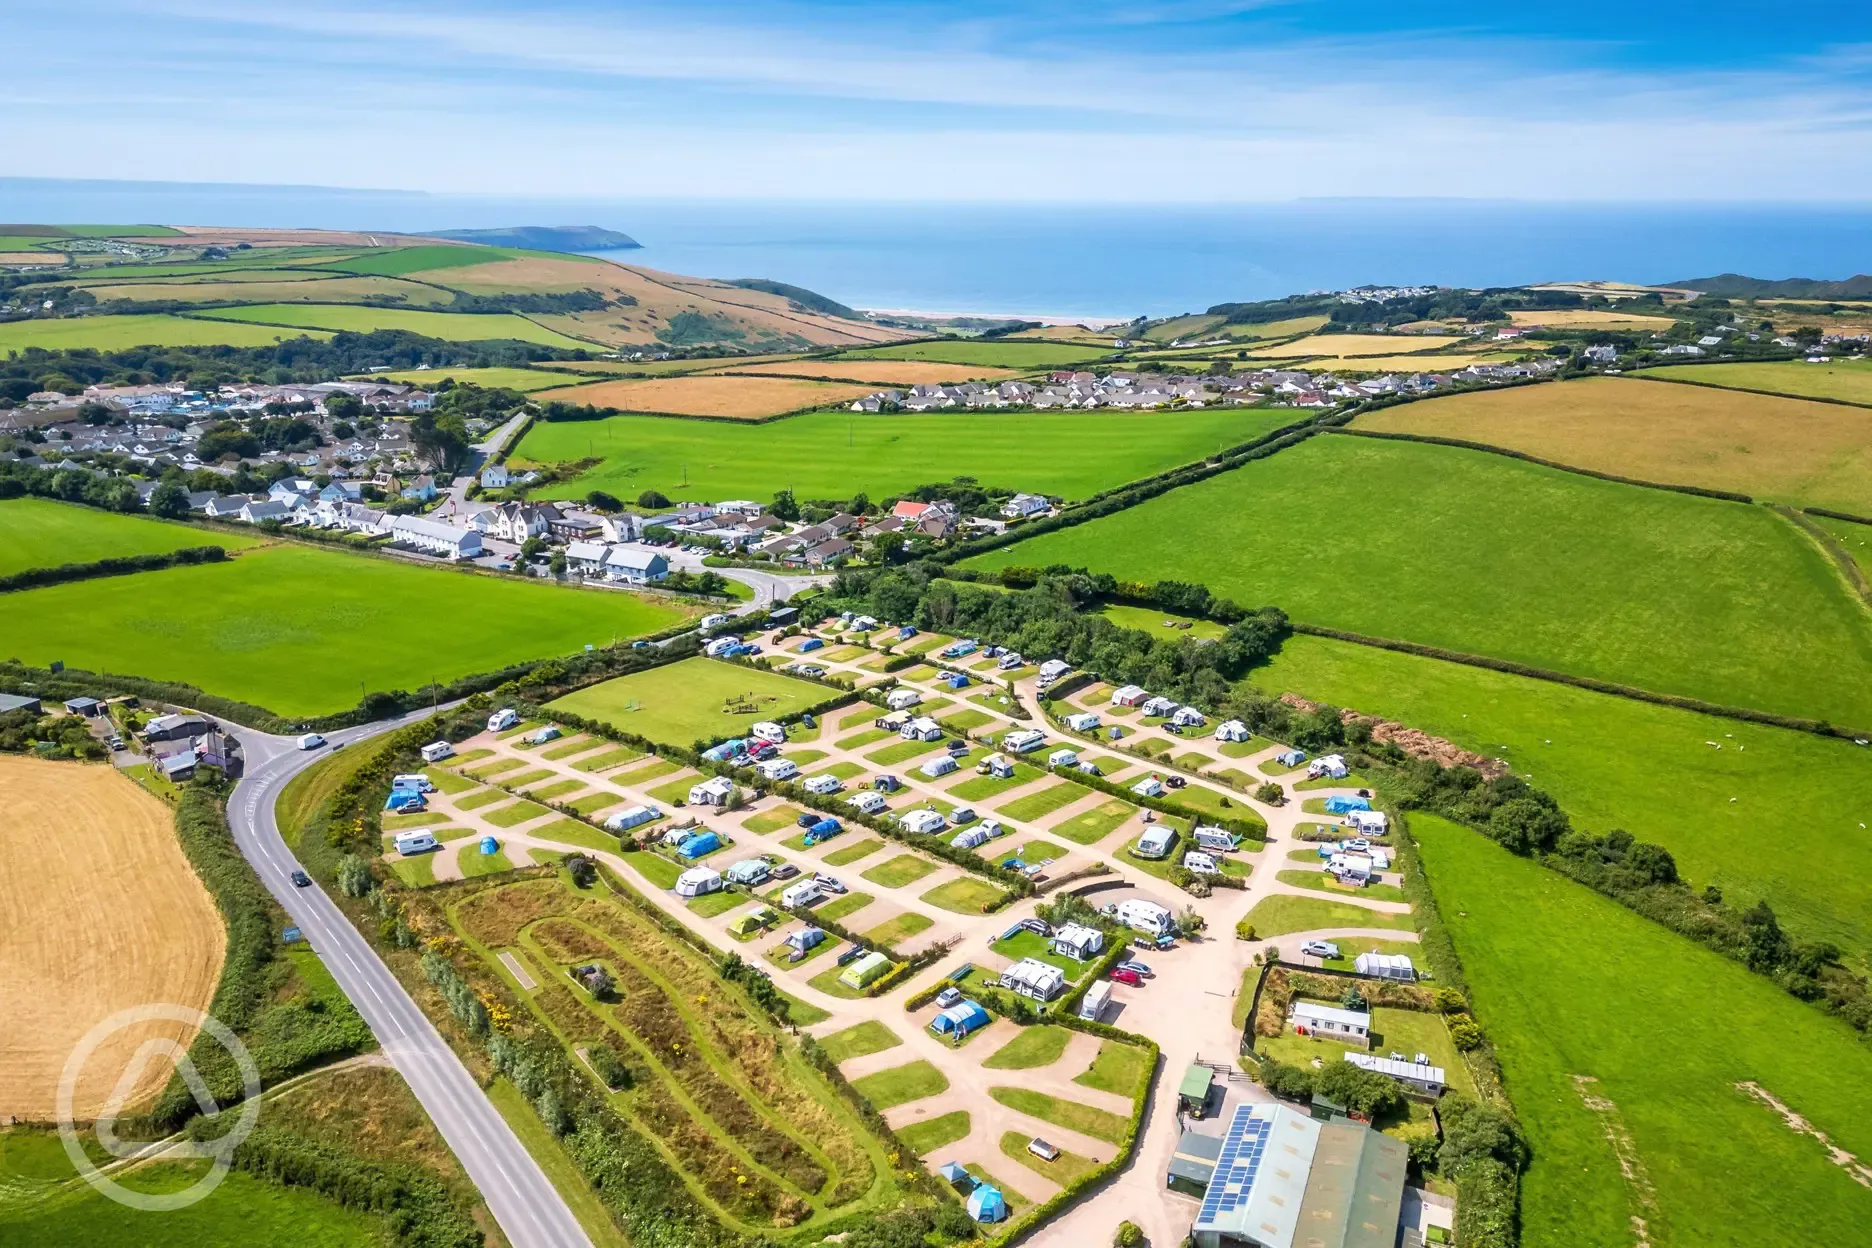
[[0, 758, 223, 1119]]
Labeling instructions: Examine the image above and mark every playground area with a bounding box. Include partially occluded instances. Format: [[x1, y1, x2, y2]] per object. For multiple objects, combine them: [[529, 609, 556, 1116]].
[[546, 656, 835, 746]]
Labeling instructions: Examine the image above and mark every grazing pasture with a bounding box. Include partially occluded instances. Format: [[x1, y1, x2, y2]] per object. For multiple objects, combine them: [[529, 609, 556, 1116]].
[[0, 544, 687, 717], [1355, 375, 1872, 512], [515, 407, 1295, 504], [74, 275, 456, 307], [539, 375, 877, 420], [969, 434, 1872, 727], [0, 313, 332, 352], [715, 359, 1020, 384], [836, 340, 1114, 368], [313, 244, 523, 276], [0, 758, 222, 1119], [1412, 813, 1872, 1248], [1645, 357, 1872, 406], [194, 303, 598, 349], [546, 657, 830, 746], [0, 498, 256, 577], [1255, 632, 1872, 955], [1242, 332, 1472, 358], [356, 366, 582, 392]]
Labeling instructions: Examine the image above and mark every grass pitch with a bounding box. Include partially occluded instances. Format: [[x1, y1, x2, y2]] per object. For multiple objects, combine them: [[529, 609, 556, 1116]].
[[0, 544, 687, 717], [0, 313, 333, 352], [516, 407, 1295, 505], [1412, 812, 1872, 1248], [546, 657, 827, 747], [1646, 357, 1872, 406], [970, 434, 1872, 727], [1356, 375, 1872, 513], [0, 498, 257, 577], [194, 303, 597, 349]]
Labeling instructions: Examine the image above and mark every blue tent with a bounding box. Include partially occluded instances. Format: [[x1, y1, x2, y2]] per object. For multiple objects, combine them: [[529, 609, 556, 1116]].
[[384, 789, 426, 811], [937, 1161, 970, 1187], [967, 1185, 1007, 1223], [677, 830, 722, 859], [1323, 795, 1371, 814], [480, 836, 499, 855], [930, 1000, 990, 1037]]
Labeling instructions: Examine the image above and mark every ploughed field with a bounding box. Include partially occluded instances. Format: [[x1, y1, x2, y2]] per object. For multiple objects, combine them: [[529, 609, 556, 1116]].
[[967, 433, 1872, 728], [514, 407, 1296, 505], [0, 544, 689, 717]]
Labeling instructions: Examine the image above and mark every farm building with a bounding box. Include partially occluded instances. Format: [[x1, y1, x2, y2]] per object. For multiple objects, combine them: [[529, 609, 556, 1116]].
[[1354, 952, 1417, 982], [604, 804, 661, 831], [157, 748, 199, 781], [1167, 1128, 1224, 1197], [1307, 753, 1350, 780], [688, 776, 736, 806], [1291, 1001, 1371, 1046], [1216, 720, 1250, 743], [1050, 923, 1105, 960], [930, 1000, 991, 1038], [675, 867, 723, 898], [141, 712, 213, 743], [675, 830, 722, 859], [1064, 711, 1101, 732], [840, 950, 893, 990], [62, 696, 104, 717], [1179, 1063, 1217, 1117], [1343, 1052, 1445, 1098], [1346, 810, 1388, 835], [0, 693, 42, 715], [1111, 685, 1148, 708], [998, 957, 1067, 1002], [1323, 795, 1371, 815], [1189, 1102, 1407, 1248]]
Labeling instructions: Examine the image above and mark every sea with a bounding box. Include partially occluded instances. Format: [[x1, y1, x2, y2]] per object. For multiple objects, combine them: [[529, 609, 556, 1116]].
[[6, 179, 1872, 321]]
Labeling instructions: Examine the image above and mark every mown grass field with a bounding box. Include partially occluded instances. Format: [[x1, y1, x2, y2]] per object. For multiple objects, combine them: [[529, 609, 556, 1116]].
[[1815, 514, 1872, 580], [1255, 632, 1872, 957], [0, 544, 686, 717], [1357, 376, 1872, 513], [0, 313, 333, 352], [970, 434, 1872, 728], [1646, 357, 1872, 406], [0, 498, 258, 577], [540, 375, 877, 420], [356, 366, 583, 392], [1412, 812, 1872, 1248], [547, 657, 828, 746], [515, 407, 1295, 504], [836, 340, 1113, 368], [194, 303, 597, 349]]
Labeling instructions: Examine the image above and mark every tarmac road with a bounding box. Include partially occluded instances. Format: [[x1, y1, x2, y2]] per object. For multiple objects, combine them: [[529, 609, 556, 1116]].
[[226, 717, 593, 1248]]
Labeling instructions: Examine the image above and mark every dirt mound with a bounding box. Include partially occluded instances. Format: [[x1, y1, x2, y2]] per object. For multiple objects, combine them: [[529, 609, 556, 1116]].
[[1278, 693, 1509, 779]]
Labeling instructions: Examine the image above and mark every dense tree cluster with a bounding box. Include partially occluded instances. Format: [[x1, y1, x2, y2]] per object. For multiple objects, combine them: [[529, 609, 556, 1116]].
[[0, 707, 106, 758]]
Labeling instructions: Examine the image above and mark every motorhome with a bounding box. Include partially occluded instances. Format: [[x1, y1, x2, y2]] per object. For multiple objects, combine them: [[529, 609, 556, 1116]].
[[393, 831, 438, 855], [1114, 899, 1174, 938]]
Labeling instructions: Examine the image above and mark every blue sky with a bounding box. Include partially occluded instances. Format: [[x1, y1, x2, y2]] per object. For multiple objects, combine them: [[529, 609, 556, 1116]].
[[7, 1, 1872, 200]]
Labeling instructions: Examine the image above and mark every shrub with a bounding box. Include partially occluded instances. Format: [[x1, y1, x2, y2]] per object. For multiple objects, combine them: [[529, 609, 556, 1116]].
[[586, 1043, 632, 1090], [1449, 1018, 1485, 1051], [1254, 781, 1285, 805], [1115, 1221, 1145, 1248]]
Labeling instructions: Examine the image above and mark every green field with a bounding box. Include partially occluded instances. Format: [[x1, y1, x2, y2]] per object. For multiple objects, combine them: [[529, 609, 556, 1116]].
[[195, 303, 597, 349], [1096, 602, 1228, 639], [0, 543, 685, 716], [358, 366, 584, 392], [1815, 514, 1872, 582], [1412, 812, 1872, 1248], [1255, 631, 1872, 956], [512, 408, 1294, 505], [1237, 893, 1413, 938], [970, 434, 1872, 727], [898, 1112, 971, 1156], [0, 313, 334, 352], [0, 498, 258, 577], [837, 340, 1114, 368], [850, 1060, 949, 1111], [314, 244, 522, 277], [547, 657, 827, 746], [1647, 358, 1872, 405]]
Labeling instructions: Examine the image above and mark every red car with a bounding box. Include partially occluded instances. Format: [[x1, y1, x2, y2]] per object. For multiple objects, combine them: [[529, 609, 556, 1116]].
[[1109, 967, 1143, 987]]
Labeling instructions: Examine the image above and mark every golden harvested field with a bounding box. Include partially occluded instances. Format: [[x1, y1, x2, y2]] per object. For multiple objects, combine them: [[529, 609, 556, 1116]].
[[0, 253, 62, 267], [550, 354, 803, 375], [76, 275, 455, 306], [716, 359, 1019, 384], [1007, 324, 1120, 342], [0, 757, 223, 1119], [1215, 314, 1332, 340], [1356, 375, 1872, 512], [545, 374, 879, 419], [1506, 308, 1676, 329], [1320, 352, 1519, 372], [1245, 332, 1472, 358]]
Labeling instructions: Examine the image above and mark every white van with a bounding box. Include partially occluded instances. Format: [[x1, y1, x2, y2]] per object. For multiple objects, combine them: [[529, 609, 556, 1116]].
[[756, 758, 799, 782], [751, 721, 787, 744], [487, 707, 519, 733], [393, 830, 438, 855], [296, 733, 326, 751], [847, 790, 889, 815], [420, 740, 454, 764]]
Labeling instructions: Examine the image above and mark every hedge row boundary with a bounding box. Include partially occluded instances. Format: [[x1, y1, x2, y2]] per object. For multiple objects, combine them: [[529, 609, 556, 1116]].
[[0, 543, 230, 593]]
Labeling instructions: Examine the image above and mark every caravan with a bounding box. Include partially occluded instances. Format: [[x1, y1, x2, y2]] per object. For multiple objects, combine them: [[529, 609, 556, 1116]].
[[1113, 899, 1174, 938], [898, 809, 945, 835], [487, 707, 519, 732], [756, 758, 799, 782], [393, 831, 438, 855], [675, 867, 723, 898], [847, 790, 889, 815], [1193, 826, 1240, 854], [419, 740, 455, 763]]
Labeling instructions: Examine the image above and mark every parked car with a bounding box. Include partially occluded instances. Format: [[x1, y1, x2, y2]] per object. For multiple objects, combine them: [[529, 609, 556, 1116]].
[[1300, 940, 1341, 959], [797, 813, 821, 829], [1110, 967, 1143, 986], [935, 987, 962, 1008], [1165, 775, 1187, 789], [290, 870, 312, 888], [1027, 1138, 1060, 1161], [1018, 917, 1052, 936], [813, 874, 848, 894], [798, 665, 827, 678], [1117, 960, 1153, 978], [946, 738, 969, 755], [770, 863, 801, 880], [108, 735, 125, 751]]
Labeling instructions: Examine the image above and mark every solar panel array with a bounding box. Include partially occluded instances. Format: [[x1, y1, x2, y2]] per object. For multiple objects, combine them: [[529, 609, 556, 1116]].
[[1195, 1110, 1271, 1226]]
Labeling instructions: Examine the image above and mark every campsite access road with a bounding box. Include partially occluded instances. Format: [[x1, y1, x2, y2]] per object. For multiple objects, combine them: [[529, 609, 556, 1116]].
[[226, 719, 594, 1248]]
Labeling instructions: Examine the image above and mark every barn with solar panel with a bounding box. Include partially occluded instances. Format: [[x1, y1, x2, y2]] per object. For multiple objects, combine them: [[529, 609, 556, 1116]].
[[1190, 1102, 1408, 1248]]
